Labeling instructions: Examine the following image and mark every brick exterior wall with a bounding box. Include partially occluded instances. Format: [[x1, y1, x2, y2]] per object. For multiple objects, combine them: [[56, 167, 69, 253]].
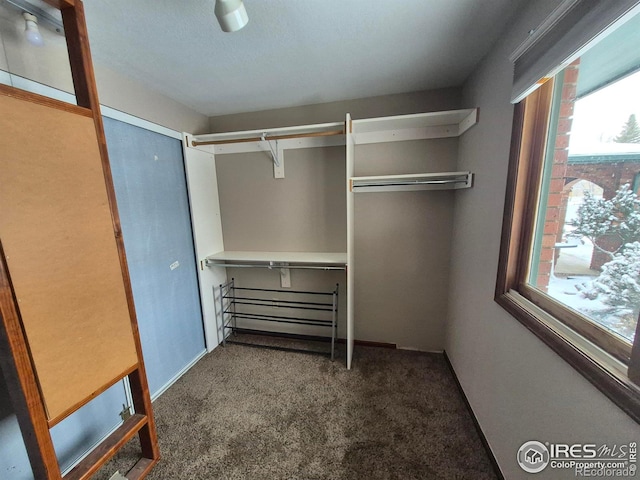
[[565, 162, 640, 200], [536, 59, 640, 283], [536, 61, 580, 291]]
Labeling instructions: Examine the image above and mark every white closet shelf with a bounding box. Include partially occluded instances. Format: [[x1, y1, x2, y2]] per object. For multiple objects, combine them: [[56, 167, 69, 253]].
[[351, 108, 478, 144], [350, 172, 473, 193], [191, 121, 345, 147], [205, 251, 347, 270]]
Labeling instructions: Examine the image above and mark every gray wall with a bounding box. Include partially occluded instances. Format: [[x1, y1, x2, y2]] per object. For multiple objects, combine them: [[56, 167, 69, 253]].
[[210, 88, 461, 132], [0, 1, 209, 134], [447, 1, 640, 478], [216, 147, 347, 336], [216, 146, 347, 338], [217, 147, 347, 253], [354, 139, 457, 350], [213, 89, 461, 350]]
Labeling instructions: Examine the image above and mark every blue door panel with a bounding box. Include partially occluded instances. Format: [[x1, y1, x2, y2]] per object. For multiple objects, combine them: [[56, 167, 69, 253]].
[[103, 117, 205, 396]]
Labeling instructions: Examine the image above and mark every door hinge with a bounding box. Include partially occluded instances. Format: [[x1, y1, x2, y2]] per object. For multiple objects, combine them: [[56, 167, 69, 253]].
[[119, 403, 132, 421]]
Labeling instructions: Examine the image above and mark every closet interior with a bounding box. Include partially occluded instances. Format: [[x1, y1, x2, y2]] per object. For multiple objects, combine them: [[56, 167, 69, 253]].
[[184, 108, 478, 369]]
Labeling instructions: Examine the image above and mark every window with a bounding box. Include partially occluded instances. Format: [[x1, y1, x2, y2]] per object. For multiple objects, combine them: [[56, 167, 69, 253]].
[[496, 2, 640, 422]]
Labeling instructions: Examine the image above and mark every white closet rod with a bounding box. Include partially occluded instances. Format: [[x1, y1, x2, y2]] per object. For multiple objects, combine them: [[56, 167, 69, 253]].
[[351, 172, 473, 192], [355, 178, 467, 187]]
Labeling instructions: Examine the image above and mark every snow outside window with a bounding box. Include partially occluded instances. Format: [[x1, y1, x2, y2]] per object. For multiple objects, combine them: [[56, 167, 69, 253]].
[[528, 62, 640, 346]]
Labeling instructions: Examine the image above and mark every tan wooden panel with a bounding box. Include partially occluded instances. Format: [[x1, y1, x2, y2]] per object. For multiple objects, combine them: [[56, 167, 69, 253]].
[[0, 93, 138, 421]]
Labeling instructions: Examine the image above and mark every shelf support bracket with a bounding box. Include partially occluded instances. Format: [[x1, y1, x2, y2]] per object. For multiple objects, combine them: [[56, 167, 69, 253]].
[[274, 141, 285, 179], [280, 263, 291, 288], [261, 133, 284, 179]]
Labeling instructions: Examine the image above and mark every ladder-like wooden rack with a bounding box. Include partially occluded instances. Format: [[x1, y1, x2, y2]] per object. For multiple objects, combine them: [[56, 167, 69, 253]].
[[0, 1, 159, 479]]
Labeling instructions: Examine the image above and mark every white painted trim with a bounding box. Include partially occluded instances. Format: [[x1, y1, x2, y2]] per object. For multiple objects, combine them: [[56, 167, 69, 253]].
[[182, 138, 227, 352], [150, 349, 207, 402], [509, 0, 580, 62], [0, 69, 12, 86], [458, 109, 479, 136], [8, 74, 76, 103], [397, 347, 444, 353], [1, 72, 181, 139], [101, 105, 181, 140], [345, 113, 355, 371], [507, 290, 632, 382]]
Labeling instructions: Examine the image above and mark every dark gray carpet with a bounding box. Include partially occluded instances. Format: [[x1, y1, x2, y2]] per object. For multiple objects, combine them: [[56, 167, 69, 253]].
[[98, 337, 497, 480]]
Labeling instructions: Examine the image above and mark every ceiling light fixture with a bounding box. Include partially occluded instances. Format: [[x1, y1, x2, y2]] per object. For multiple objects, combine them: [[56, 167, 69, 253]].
[[6, 0, 64, 34], [23, 12, 44, 47], [214, 0, 249, 33]]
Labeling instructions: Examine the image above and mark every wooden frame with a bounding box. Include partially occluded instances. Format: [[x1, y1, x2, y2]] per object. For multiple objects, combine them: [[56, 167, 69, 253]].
[[495, 80, 640, 424], [0, 88, 140, 426], [0, 1, 159, 478]]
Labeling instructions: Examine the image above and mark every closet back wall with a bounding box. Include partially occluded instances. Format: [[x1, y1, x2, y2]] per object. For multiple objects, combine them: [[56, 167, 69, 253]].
[[354, 139, 457, 350], [215, 146, 347, 337], [211, 89, 462, 350], [216, 147, 346, 251]]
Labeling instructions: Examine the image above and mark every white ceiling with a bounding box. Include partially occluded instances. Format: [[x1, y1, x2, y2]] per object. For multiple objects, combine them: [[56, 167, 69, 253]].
[[81, 0, 524, 117]]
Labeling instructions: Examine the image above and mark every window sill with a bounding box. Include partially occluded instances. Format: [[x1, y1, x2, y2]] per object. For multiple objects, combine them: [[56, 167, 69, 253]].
[[495, 289, 640, 423]]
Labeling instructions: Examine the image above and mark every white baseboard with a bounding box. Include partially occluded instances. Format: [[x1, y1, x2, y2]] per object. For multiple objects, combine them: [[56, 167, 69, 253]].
[[396, 346, 444, 353], [151, 349, 207, 402]]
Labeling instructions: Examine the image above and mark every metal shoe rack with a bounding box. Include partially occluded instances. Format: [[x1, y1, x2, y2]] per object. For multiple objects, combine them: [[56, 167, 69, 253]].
[[219, 278, 339, 360]]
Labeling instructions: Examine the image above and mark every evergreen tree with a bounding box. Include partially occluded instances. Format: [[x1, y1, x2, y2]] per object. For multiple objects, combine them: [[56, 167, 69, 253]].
[[583, 242, 640, 321], [571, 184, 640, 259], [614, 113, 640, 143], [572, 184, 640, 322]]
